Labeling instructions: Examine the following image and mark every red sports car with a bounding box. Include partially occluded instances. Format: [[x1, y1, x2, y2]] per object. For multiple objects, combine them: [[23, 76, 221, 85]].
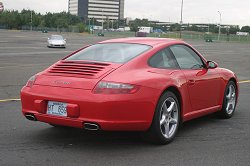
[[21, 38, 238, 144]]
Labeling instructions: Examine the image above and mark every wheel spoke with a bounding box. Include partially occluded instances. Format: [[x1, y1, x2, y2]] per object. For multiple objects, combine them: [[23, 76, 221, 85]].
[[167, 102, 175, 113], [226, 101, 232, 112], [164, 123, 170, 138], [169, 118, 177, 125], [160, 116, 166, 125], [226, 86, 232, 99]]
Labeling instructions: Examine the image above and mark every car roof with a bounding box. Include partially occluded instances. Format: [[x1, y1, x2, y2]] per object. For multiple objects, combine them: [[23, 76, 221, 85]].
[[99, 37, 185, 47]]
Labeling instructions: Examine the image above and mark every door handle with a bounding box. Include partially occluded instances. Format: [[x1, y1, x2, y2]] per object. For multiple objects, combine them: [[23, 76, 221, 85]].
[[188, 80, 195, 86]]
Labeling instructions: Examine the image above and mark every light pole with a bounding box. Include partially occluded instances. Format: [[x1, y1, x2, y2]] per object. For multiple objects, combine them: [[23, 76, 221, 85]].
[[111, 20, 114, 29], [207, 19, 210, 33], [218, 11, 222, 41], [88, 18, 91, 33], [107, 16, 109, 30], [30, 10, 33, 31], [101, 9, 104, 34], [180, 0, 184, 38]]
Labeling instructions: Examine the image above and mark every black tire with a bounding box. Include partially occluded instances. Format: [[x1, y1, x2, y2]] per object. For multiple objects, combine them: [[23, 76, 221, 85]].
[[219, 81, 237, 119], [147, 91, 180, 145]]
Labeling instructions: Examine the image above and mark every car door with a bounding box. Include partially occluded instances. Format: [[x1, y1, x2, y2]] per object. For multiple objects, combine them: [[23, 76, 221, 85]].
[[169, 44, 222, 112]]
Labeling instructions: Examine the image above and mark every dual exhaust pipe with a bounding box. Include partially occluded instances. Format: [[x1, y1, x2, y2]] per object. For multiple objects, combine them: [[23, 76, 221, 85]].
[[25, 114, 100, 130]]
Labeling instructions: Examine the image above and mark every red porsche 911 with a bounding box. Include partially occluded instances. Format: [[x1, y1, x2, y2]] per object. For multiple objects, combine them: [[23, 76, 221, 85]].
[[21, 38, 238, 144]]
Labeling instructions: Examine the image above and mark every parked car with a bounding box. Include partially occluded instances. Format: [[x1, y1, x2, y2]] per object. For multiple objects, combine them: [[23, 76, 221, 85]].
[[47, 35, 66, 48], [97, 32, 104, 37], [21, 38, 238, 144]]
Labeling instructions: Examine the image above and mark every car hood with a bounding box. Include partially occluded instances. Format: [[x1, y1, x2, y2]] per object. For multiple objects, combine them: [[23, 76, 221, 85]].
[[34, 60, 122, 90]]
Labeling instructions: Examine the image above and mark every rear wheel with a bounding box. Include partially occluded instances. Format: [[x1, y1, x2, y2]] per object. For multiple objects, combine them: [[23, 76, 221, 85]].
[[147, 91, 180, 144], [219, 81, 237, 118]]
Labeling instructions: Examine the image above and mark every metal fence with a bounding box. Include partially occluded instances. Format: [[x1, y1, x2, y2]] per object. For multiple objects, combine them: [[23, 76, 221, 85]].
[[20, 25, 81, 33]]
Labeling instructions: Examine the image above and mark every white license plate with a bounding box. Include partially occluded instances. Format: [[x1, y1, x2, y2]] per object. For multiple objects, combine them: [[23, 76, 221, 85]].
[[47, 101, 67, 117]]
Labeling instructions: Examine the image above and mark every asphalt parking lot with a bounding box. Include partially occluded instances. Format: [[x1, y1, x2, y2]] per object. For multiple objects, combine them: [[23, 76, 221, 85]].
[[0, 30, 250, 166]]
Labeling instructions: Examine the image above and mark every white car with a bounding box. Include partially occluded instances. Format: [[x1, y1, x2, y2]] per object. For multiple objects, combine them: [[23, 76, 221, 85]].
[[47, 35, 66, 48]]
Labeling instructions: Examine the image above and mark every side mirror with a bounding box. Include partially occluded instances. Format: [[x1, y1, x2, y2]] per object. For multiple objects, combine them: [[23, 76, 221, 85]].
[[48, 38, 50, 40], [207, 61, 218, 69]]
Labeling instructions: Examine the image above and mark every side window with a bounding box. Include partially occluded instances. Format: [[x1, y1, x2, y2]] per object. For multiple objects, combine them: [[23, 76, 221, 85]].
[[149, 48, 179, 69], [170, 45, 205, 70]]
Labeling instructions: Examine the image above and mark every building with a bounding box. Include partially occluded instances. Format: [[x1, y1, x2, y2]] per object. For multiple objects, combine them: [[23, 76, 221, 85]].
[[68, 0, 124, 22]]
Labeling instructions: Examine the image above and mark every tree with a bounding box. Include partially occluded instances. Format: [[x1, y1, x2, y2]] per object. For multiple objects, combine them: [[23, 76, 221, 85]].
[[241, 26, 250, 33]]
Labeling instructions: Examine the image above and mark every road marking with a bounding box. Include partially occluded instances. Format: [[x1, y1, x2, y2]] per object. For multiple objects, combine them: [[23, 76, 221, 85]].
[[0, 51, 72, 56], [239, 80, 250, 84], [0, 63, 51, 69], [2, 47, 45, 49], [0, 80, 249, 103], [0, 99, 21, 102]]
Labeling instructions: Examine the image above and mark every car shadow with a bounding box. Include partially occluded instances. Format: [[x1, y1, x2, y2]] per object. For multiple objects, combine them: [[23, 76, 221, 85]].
[[26, 113, 232, 150]]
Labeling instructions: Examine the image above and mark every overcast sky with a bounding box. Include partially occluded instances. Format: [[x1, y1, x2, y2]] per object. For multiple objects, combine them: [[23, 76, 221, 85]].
[[1, 0, 250, 26]]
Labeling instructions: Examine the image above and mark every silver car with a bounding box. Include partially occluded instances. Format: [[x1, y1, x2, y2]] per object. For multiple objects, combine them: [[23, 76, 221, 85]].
[[47, 35, 66, 48]]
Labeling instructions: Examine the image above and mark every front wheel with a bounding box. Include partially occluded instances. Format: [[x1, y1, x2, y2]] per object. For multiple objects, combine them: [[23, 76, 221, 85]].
[[147, 91, 180, 144], [219, 81, 237, 118]]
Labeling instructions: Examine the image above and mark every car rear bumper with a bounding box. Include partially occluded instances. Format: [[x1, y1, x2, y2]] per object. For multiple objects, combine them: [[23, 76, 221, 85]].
[[21, 85, 160, 131]]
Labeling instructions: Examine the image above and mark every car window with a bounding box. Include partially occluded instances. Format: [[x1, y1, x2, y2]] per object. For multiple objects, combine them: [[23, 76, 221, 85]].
[[51, 35, 63, 40], [149, 48, 179, 69], [66, 43, 152, 64], [169, 45, 205, 70]]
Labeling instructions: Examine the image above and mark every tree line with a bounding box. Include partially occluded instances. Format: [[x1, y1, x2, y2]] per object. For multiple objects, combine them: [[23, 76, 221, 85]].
[[0, 9, 86, 31], [1, 10, 250, 34], [129, 18, 250, 34]]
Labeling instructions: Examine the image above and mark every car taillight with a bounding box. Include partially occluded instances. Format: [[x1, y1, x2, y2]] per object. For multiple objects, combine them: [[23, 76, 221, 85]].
[[93, 81, 139, 94], [26, 75, 37, 88]]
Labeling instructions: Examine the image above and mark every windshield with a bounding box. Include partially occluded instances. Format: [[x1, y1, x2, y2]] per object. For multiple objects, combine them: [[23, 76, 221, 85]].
[[50, 35, 63, 40], [66, 43, 152, 63]]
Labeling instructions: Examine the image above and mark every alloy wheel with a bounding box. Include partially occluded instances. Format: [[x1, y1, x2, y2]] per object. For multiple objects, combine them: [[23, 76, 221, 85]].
[[225, 84, 236, 115], [159, 97, 179, 139]]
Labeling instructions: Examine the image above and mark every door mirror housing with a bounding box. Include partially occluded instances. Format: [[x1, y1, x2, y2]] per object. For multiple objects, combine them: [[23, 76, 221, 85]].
[[207, 61, 218, 69]]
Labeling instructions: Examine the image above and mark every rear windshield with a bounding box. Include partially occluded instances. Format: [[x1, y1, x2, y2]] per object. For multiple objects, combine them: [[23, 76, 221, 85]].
[[66, 43, 152, 63]]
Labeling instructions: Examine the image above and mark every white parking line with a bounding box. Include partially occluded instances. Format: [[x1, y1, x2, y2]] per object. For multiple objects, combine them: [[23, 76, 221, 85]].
[[2, 47, 45, 49], [0, 51, 72, 56], [0, 63, 51, 69], [239, 80, 250, 84], [0, 99, 20, 102]]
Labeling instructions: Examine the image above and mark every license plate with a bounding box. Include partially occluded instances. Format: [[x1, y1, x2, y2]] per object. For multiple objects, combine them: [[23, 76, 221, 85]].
[[47, 101, 67, 117]]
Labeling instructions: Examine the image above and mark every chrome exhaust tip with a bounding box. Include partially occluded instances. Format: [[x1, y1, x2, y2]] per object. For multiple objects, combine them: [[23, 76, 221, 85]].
[[84, 123, 100, 131], [25, 114, 37, 121]]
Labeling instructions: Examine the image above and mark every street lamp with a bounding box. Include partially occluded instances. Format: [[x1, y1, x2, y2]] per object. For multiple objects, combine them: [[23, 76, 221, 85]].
[[207, 19, 210, 33], [30, 10, 33, 31], [101, 9, 104, 34], [218, 11, 222, 41], [180, 0, 184, 38], [111, 20, 114, 29], [88, 18, 91, 33]]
